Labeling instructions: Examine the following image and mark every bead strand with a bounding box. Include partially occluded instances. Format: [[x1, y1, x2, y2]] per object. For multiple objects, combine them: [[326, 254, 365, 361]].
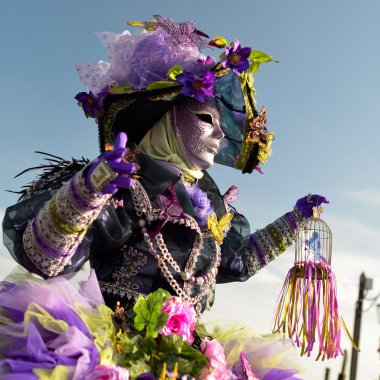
[[128, 179, 226, 313]]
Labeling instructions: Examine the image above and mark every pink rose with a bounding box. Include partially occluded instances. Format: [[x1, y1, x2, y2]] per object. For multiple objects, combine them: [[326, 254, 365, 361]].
[[160, 296, 196, 344], [199, 338, 236, 380], [85, 364, 130, 380], [200, 338, 227, 367]]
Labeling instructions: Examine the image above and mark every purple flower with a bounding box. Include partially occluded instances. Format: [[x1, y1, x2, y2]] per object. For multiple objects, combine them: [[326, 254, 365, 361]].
[[197, 56, 216, 66], [135, 374, 158, 380], [75, 91, 101, 118], [185, 184, 214, 229], [221, 40, 251, 75], [176, 71, 216, 102]]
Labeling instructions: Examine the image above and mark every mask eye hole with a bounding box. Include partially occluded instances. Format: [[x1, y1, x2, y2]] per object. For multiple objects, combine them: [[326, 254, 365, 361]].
[[194, 113, 213, 125]]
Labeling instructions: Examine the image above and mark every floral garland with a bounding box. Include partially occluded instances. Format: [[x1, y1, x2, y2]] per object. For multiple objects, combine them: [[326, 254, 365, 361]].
[[74, 36, 272, 118], [109, 289, 239, 379], [0, 272, 258, 379]]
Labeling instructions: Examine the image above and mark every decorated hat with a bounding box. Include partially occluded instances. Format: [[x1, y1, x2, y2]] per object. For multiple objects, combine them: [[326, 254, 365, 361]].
[[75, 15, 276, 174]]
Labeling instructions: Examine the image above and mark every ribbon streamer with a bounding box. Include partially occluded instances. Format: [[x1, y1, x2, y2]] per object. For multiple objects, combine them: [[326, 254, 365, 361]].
[[272, 261, 357, 360]]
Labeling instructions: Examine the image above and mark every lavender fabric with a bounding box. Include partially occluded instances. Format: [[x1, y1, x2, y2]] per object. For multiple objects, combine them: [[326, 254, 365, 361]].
[[0, 271, 103, 379], [77, 23, 215, 95], [152, 15, 209, 49], [226, 333, 302, 380]]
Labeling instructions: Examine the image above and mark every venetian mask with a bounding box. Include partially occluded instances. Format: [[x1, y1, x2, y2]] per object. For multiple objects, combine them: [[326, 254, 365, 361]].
[[172, 98, 224, 170]]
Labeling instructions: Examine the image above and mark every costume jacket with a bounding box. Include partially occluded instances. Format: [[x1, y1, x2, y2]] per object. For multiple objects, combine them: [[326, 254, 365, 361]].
[[3, 153, 299, 312]]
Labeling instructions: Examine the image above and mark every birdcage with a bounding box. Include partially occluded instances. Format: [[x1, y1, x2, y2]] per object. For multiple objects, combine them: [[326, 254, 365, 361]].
[[272, 214, 357, 360], [293, 216, 332, 279]]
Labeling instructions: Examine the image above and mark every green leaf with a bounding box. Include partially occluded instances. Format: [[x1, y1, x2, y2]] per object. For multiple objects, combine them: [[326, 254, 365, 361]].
[[133, 289, 170, 338], [141, 336, 159, 356], [248, 61, 261, 75], [194, 323, 209, 340], [248, 50, 279, 74], [128, 360, 152, 379], [109, 84, 133, 95], [249, 50, 274, 63], [117, 334, 151, 371], [159, 334, 183, 354], [146, 81, 177, 91], [177, 342, 208, 375], [127, 20, 147, 28], [127, 20, 156, 31], [167, 64, 183, 80]]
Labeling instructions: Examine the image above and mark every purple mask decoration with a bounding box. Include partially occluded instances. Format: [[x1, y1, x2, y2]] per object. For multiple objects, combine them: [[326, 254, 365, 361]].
[[172, 98, 224, 170]]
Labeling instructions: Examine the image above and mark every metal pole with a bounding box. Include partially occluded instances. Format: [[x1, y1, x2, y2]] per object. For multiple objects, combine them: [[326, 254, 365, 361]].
[[349, 273, 365, 380], [338, 350, 348, 380], [324, 367, 330, 380]]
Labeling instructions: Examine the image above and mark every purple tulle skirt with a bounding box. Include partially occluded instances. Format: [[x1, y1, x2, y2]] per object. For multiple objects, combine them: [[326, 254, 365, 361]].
[[0, 267, 302, 379]]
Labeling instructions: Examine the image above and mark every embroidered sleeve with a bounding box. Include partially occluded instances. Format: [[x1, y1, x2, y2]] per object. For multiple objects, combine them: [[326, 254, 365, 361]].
[[22, 171, 110, 277], [245, 209, 304, 276]]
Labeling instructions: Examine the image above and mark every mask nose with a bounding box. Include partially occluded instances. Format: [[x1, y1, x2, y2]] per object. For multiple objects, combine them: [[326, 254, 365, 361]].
[[212, 122, 225, 140]]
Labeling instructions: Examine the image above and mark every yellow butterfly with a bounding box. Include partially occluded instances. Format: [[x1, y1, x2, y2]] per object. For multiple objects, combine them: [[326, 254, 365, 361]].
[[207, 212, 233, 245]]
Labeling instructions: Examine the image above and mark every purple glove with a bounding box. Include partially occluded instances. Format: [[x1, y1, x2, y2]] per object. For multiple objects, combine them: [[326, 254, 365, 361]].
[[294, 193, 329, 218], [86, 132, 136, 195]]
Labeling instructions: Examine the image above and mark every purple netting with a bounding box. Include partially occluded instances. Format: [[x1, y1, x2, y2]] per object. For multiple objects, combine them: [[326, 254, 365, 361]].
[[152, 15, 208, 49], [77, 22, 215, 94]]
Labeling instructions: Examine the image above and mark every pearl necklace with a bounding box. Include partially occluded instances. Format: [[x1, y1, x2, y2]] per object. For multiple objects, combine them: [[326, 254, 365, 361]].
[[129, 179, 222, 314]]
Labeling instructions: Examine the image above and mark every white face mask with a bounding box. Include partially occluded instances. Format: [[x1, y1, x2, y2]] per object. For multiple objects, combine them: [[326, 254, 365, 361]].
[[172, 98, 224, 170]]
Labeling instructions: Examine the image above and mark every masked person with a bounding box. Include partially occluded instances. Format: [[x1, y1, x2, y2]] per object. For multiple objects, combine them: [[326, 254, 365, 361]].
[[1, 16, 328, 379]]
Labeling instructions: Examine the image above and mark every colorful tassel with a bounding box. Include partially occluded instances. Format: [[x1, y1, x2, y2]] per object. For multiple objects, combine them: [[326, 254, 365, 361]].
[[272, 260, 357, 360]]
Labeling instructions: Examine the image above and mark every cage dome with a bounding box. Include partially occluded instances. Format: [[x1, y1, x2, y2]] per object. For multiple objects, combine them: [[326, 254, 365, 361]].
[[295, 216, 332, 264]]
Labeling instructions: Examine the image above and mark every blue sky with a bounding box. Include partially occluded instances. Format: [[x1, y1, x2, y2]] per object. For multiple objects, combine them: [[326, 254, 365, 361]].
[[0, 1, 379, 379]]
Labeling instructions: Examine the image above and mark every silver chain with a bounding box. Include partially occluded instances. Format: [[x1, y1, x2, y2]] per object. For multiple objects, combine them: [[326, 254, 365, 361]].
[[129, 180, 224, 311]]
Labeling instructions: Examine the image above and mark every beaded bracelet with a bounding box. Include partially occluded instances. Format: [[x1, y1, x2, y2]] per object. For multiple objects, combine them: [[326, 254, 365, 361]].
[[246, 210, 306, 276], [248, 234, 268, 266], [49, 198, 89, 235], [23, 168, 111, 276], [267, 224, 288, 253]]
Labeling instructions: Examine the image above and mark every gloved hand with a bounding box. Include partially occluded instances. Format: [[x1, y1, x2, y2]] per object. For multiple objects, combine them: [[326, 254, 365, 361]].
[[294, 193, 329, 218], [86, 132, 136, 195]]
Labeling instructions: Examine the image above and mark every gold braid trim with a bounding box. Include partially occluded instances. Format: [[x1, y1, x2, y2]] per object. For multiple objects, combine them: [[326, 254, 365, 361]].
[[235, 75, 255, 170], [49, 199, 88, 235], [103, 99, 136, 147]]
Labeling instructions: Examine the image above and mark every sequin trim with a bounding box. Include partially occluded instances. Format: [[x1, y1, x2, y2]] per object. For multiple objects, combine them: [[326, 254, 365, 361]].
[[246, 210, 304, 276], [111, 246, 148, 291], [22, 170, 110, 276]]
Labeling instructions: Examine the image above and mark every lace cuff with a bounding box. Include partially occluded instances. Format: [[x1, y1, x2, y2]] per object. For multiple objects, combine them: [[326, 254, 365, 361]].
[[23, 171, 110, 276], [246, 209, 303, 276]]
